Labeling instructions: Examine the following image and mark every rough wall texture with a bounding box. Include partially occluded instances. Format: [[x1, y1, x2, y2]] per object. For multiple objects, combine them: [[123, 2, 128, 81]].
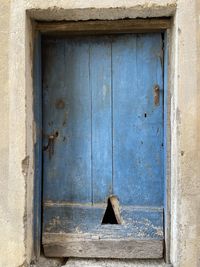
[[0, 1, 26, 267], [170, 1, 200, 266], [0, 0, 11, 265], [0, 0, 199, 267]]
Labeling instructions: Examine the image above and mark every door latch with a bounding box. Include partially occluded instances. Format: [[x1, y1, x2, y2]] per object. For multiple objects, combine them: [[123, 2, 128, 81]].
[[43, 131, 58, 159]]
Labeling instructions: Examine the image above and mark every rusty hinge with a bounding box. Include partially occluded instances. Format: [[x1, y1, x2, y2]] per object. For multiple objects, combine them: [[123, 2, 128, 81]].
[[43, 131, 58, 159], [154, 84, 160, 106]]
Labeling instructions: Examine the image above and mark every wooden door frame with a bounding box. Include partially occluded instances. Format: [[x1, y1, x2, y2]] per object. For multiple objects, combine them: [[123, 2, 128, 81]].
[[33, 18, 171, 261]]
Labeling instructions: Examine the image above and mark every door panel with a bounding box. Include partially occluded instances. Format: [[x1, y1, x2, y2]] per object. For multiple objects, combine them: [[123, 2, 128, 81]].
[[90, 37, 112, 203], [43, 38, 92, 203], [42, 34, 165, 258], [112, 34, 164, 206]]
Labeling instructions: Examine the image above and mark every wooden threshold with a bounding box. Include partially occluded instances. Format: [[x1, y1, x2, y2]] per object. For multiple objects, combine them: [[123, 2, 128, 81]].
[[36, 18, 171, 35], [43, 234, 163, 259], [43, 205, 164, 258]]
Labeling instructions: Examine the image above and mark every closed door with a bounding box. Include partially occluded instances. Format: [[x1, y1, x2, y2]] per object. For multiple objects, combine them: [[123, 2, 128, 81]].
[[42, 34, 164, 258]]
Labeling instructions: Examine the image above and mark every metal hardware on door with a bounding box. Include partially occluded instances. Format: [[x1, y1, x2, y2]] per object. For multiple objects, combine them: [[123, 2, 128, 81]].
[[154, 84, 160, 106], [43, 131, 58, 159]]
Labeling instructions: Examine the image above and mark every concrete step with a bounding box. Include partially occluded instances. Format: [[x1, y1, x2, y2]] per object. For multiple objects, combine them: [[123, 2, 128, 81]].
[[63, 258, 172, 267], [31, 256, 172, 267]]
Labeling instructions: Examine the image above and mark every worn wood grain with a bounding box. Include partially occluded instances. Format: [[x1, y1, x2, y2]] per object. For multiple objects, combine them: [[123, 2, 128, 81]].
[[90, 36, 112, 203], [36, 19, 171, 35], [43, 205, 163, 240], [163, 31, 170, 263], [33, 32, 42, 259], [112, 34, 164, 206], [109, 196, 122, 224], [42, 33, 165, 258], [42, 37, 92, 202], [43, 237, 163, 258]]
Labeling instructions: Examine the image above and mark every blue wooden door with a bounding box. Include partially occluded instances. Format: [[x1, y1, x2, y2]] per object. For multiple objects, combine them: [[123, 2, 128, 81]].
[[42, 34, 164, 258]]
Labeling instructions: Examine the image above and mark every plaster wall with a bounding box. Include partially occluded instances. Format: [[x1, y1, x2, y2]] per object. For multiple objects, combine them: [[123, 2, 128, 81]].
[[0, 0, 199, 267]]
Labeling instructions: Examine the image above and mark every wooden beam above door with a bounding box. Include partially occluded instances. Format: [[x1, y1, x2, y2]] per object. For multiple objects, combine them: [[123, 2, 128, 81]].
[[36, 18, 171, 35]]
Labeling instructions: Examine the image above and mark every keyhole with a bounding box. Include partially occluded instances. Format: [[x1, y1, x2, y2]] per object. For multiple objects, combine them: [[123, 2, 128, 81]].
[[101, 196, 122, 225]]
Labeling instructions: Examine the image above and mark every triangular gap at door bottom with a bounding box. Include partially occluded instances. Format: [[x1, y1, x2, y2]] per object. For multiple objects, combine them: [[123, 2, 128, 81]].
[[101, 196, 121, 224]]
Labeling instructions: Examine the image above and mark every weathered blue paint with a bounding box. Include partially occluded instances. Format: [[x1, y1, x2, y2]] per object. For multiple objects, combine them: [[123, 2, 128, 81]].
[[112, 34, 163, 206], [33, 32, 42, 259], [42, 34, 165, 249], [90, 36, 112, 203], [163, 32, 170, 262], [43, 205, 163, 239], [43, 38, 92, 203]]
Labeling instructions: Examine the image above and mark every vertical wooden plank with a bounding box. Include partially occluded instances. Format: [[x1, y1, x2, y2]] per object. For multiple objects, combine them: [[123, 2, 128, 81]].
[[63, 38, 91, 203], [112, 34, 164, 206], [33, 32, 42, 259], [163, 31, 170, 263], [90, 36, 112, 203], [43, 37, 91, 203], [112, 34, 137, 205]]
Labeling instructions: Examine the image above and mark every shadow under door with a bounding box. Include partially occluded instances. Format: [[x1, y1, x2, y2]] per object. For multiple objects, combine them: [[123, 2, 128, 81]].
[[42, 33, 164, 258]]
